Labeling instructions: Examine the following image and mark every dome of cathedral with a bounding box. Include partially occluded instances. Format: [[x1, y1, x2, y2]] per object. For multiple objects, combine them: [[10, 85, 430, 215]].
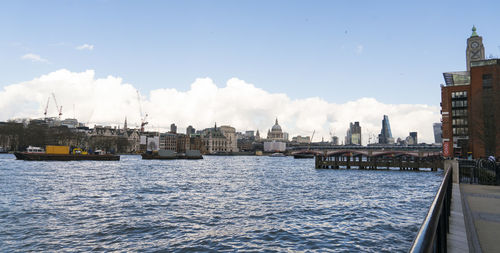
[[271, 118, 282, 132]]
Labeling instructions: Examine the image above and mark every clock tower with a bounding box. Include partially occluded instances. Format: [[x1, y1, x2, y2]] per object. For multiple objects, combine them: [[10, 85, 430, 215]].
[[466, 26, 485, 71]]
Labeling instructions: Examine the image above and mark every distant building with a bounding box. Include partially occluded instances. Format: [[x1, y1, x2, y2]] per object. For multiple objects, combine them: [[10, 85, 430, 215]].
[[146, 136, 160, 151], [245, 130, 254, 138], [407, 132, 418, 145], [267, 118, 285, 140], [441, 26, 499, 158], [202, 123, 228, 154], [292, 135, 310, 143], [331, 136, 339, 145], [237, 139, 254, 152], [126, 129, 141, 152], [219, 125, 239, 152], [61, 118, 79, 128], [186, 125, 195, 135], [263, 141, 286, 152], [378, 115, 394, 144], [283, 132, 289, 141], [189, 134, 205, 153], [396, 137, 406, 146], [170, 123, 177, 134], [176, 134, 190, 153], [433, 123, 442, 144], [345, 122, 362, 145], [236, 130, 256, 152], [159, 133, 176, 151]]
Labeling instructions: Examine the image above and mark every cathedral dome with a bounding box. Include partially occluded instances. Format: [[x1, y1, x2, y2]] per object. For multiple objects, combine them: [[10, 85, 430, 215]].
[[267, 118, 284, 140], [271, 118, 282, 132]]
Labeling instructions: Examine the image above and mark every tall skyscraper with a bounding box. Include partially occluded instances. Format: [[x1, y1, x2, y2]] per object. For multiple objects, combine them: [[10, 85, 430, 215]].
[[433, 123, 442, 144], [378, 115, 394, 144]]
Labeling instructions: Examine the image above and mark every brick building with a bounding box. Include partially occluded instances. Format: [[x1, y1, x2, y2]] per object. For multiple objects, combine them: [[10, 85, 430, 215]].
[[441, 27, 499, 158], [468, 60, 500, 158]]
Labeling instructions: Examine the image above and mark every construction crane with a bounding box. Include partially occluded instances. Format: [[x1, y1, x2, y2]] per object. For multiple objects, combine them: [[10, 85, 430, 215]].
[[51, 93, 63, 119], [43, 96, 50, 119], [307, 130, 315, 151], [329, 130, 336, 144], [137, 90, 148, 132]]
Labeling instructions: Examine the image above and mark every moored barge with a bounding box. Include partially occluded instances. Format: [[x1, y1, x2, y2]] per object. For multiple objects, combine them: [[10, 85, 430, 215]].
[[14, 145, 120, 161], [141, 149, 203, 160], [14, 152, 120, 161]]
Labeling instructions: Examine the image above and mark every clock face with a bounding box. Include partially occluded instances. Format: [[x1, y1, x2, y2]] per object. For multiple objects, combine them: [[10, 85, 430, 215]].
[[471, 41, 479, 49]]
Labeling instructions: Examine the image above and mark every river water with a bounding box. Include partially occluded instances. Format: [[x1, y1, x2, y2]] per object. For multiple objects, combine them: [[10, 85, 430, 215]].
[[0, 154, 442, 252]]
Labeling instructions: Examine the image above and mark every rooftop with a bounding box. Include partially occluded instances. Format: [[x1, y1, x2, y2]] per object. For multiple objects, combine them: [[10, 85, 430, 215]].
[[470, 58, 500, 67], [443, 71, 470, 86]]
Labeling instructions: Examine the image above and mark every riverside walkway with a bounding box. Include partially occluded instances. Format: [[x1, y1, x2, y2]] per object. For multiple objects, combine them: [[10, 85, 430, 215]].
[[408, 159, 499, 252], [447, 160, 500, 253], [459, 184, 500, 253], [448, 183, 469, 252]]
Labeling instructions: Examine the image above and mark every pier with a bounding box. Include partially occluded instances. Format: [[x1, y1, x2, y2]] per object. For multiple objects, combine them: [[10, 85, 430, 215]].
[[304, 149, 442, 171]]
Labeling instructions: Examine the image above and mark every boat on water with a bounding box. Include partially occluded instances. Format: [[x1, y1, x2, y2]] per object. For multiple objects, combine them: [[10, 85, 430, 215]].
[[269, 152, 286, 157], [293, 154, 315, 159], [141, 149, 203, 160], [14, 145, 120, 161]]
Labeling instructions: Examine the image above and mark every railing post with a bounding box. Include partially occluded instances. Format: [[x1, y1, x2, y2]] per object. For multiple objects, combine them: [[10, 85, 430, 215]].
[[409, 166, 452, 253], [496, 163, 500, 185]]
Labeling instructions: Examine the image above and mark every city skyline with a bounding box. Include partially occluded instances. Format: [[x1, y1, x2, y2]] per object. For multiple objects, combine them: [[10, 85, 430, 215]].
[[2, 1, 499, 144], [0, 71, 438, 144]]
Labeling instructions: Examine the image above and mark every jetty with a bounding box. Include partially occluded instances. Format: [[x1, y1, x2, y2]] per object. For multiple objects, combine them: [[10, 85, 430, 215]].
[[304, 149, 442, 171]]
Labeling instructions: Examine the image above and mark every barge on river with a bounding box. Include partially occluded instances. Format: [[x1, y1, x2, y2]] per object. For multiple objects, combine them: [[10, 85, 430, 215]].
[[141, 149, 203, 160], [14, 145, 120, 161]]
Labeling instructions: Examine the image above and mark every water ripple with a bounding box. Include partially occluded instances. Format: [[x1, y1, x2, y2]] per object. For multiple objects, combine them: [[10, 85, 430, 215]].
[[0, 154, 442, 252]]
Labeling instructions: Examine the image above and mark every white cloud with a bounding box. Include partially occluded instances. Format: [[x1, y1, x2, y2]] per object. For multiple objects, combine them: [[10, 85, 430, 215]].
[[76, 44, 94, 51], [0, 69, 440, 144], [21, 53, 49, 63], [356, 44, 364, 55]]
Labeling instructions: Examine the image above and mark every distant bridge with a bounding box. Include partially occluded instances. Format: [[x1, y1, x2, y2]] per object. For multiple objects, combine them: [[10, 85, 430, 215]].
[[287, 144, 442, 152]]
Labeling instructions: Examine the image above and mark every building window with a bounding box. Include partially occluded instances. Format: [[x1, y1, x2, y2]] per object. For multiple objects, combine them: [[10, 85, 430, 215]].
[[451, 100, 468, 108], [452, 118, 468, 126], [453, 127, 469, 136], [451, 91, 468, 99], [482, 74, 493, 90], [452, 109, 468, 117]]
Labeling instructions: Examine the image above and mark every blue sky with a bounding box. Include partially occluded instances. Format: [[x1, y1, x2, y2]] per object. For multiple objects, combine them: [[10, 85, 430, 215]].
[[1, 0, 500, 106]]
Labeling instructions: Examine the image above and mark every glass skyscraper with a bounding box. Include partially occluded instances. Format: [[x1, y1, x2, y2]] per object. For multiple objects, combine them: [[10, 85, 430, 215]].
[[378, 115, 393, 144]]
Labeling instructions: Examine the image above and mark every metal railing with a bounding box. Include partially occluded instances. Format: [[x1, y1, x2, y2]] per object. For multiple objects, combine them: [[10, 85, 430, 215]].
[[409, 166, 452, 253], [459, 159, 500, 185]]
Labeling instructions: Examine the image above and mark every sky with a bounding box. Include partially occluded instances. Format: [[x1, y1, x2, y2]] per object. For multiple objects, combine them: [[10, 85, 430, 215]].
[[1, 0, 500, 144]]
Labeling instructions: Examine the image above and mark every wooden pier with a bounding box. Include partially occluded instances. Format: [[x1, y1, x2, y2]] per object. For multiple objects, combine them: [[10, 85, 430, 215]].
[[310, 149, 442, 171]]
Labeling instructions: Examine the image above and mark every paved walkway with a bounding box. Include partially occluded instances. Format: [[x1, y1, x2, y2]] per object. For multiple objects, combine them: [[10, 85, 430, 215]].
[[448, 183, 469, 252], [460, 184, 500, 253]]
